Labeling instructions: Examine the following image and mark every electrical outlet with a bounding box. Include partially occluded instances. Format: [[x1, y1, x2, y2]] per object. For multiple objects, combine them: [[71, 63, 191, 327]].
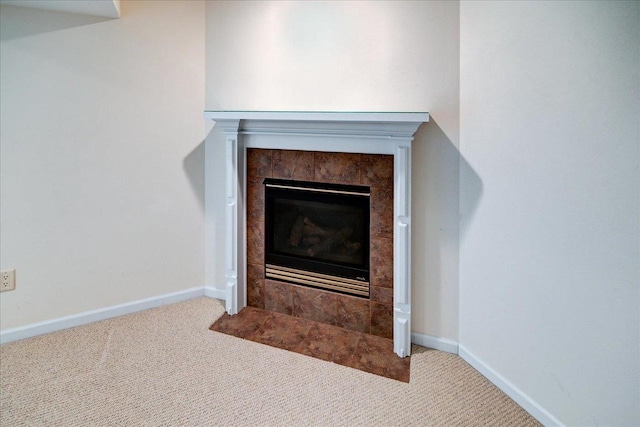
[[1, 269, 16, 292]]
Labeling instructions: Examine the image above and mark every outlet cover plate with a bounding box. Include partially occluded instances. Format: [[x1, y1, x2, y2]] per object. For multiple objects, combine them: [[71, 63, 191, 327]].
[[1, 269, 16, 292]]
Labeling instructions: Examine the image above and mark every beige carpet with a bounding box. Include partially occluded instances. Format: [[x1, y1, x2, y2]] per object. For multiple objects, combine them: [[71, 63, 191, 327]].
[[0, 297, 540, 426]]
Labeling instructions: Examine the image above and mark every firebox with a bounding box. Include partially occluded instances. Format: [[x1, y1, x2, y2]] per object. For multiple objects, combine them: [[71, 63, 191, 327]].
[[264, 178, 370, 298]]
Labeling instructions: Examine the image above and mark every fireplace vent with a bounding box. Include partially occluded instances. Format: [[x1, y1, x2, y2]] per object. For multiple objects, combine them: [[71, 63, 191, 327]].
[[264, 178, 370, 298]]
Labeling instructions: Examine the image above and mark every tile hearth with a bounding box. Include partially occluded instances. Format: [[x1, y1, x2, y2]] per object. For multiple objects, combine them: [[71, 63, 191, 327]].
[[210, 306, 410, 382]]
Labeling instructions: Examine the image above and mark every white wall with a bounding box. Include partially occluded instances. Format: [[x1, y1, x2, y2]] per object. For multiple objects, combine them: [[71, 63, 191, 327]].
[[0, 1, 206, 329], [205, 0, 460, 341], [460, 1, 639, 426]]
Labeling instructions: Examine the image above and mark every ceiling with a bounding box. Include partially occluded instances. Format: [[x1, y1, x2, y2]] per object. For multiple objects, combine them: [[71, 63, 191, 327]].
[[0, 0, 120, 18]]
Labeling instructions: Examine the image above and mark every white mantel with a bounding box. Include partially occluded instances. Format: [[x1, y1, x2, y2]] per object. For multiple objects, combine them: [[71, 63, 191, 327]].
[[205, 111, 429, 357]]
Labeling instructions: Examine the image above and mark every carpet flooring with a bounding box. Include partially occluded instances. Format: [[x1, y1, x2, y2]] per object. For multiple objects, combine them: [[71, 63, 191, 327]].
[[0, 297, 541, 426]]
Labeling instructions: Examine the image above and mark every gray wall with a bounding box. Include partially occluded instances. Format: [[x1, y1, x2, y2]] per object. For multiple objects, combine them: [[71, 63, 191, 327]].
[[459, 1, 639, 425], [0, 1, 206, 328]]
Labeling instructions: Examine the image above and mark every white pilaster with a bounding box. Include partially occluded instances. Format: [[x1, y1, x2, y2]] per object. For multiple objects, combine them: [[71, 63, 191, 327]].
[[218, 119, 246, 315], [394, 144, 412, 357]]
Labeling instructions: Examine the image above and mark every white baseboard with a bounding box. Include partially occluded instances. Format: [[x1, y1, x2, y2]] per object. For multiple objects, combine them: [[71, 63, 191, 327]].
[[458, 344, 564, 427], [0, 287, 206, 345], [204, 286, 226, 300], [411, 331, 459, 354]]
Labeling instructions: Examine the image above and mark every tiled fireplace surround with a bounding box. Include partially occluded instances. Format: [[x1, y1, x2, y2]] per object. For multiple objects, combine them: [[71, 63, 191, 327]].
[[206, 111, 429, 357], [246, 149, 395, 338]]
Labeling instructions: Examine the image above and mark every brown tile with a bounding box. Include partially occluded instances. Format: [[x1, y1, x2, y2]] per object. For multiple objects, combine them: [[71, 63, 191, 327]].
[[295, 322, 359, 364], [348, 333, 410, 383], [210, 306, 409, 382], [247, 263, 265, 309], [370, 184, 394, 238], [209, 313, 235, 333], [247, 149, 273, 178], [370, 236, 393, 289], [292, 285, 337, 325], [236, 306, 270, 324], [253, 312, 313, 351], [246, 220, 264, 266], [246, 177, 264, 223], [360, 154, 393, 186], [370, 302, 393, 339], [209, 307, 267, 340], [272, 150, 314, 181], [336, 294, 370, 333], [313, 152, 360, 184], [264, 279, 293, 315], [370, 286, 393, 305]]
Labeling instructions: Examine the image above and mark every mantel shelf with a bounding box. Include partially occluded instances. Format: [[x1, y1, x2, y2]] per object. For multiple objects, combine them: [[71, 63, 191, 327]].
[[204, 111, 429, 123], [204, 111, 429, 140]]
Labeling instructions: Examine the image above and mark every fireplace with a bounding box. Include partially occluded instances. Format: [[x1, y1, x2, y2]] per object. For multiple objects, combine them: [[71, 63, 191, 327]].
[[204, 111, 429, 357], [264, 178, 370, 297]]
